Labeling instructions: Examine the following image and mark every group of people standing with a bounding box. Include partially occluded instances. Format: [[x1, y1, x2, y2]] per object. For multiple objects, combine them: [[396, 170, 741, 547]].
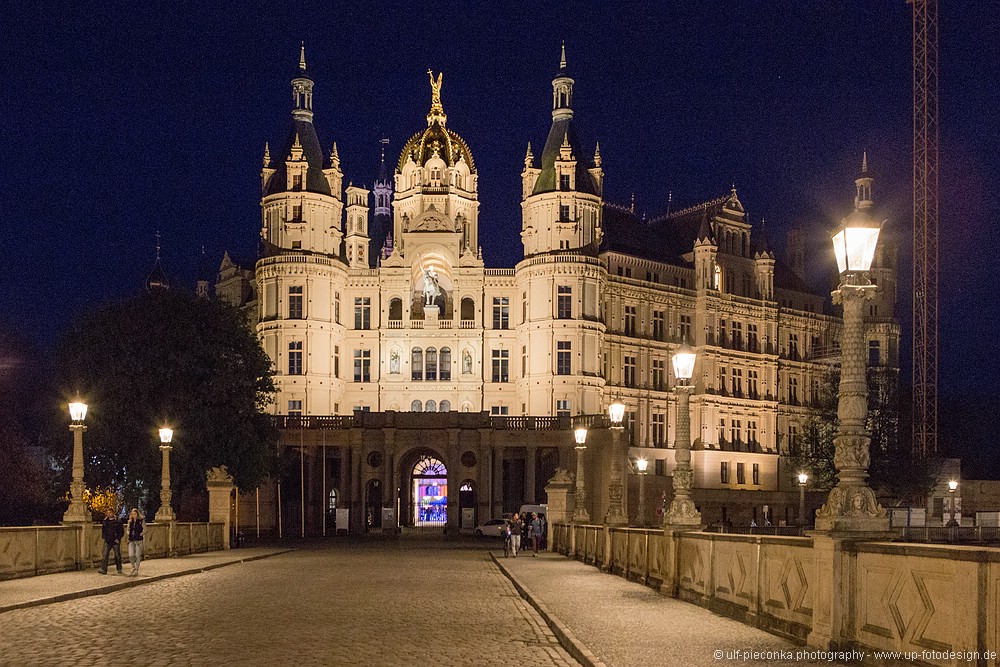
[[98, 508, 145, 576], [504, 512, 545, 557]]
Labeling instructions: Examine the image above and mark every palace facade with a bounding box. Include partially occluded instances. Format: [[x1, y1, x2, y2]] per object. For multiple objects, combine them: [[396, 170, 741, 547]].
[[218, 47, 900, 535]]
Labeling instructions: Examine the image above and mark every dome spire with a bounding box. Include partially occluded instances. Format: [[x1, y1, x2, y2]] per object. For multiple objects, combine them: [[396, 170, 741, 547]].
[[299, 41, 306, 73], [560, 40, 567, 71], [291, 43, 314, 123], [855, 151, 874, 210], [551, 43, 574, 120], [426, 69, 447, 127]]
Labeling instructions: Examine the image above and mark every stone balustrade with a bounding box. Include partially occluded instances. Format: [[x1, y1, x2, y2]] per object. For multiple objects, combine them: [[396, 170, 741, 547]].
[[0, 522, 224, 581], [553, 523, 1000, 664]]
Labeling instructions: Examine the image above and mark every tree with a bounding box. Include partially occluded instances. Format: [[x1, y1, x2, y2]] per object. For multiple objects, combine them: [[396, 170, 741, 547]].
[[56, 291, 277, 518], [789, 365, 935, 502]]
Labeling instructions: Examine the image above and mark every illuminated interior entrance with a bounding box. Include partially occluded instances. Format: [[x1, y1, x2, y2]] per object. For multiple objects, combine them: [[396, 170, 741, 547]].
[[412, 456, 447, 526]]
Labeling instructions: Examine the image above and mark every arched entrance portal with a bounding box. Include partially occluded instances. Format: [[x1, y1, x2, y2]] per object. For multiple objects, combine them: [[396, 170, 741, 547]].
[[412, 456, 447, 527]]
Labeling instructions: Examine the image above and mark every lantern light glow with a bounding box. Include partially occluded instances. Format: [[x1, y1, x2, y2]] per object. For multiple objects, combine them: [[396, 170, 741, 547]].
[[159, 428, 173, 445], [832, 221, 880, 274], [672, 343, 696, 381], [574, 427, 588, 448], [68, 401, 88, 422], [608, 401, 625, 426]]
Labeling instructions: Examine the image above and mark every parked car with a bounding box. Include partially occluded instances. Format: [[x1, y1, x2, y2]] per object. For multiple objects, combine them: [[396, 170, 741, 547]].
[[475, 518, 507, 537]]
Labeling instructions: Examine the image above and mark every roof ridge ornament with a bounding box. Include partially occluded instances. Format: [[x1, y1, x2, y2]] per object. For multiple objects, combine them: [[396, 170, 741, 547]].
[[299, 42, 306, 72], [560, 40, 567, 71]]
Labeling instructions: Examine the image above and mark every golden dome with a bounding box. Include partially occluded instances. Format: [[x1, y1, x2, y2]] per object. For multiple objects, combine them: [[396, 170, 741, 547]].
[[397, 71, 476, 174]]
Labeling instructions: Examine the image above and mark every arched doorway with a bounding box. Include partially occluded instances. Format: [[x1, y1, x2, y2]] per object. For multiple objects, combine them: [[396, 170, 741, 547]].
[[366, 479, 382, 530], [412, 456, 447, 527]]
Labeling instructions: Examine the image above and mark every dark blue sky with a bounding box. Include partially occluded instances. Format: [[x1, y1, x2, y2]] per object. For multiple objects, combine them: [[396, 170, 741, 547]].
[[2, 2, 997, 454]]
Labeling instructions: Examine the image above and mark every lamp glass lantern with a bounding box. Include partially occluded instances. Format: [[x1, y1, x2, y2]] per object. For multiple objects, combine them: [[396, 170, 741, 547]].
[[831, 215, 881, 274], [798, 472, 809, 486], [68, 401, 88, 422], [636, 457, 649, 474], [574, 427, 588, 449], [159, 428, 173, 445], [608, 401, 625, 427], [672, 343, 696, 382], [948, 480, 958, 492]]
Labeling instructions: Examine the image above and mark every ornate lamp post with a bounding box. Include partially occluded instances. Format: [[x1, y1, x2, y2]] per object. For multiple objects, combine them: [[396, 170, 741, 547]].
[[635, 457, 649, 526], [62, 401, 89, 522], [664, 344, 701, 526], [814, 203, 889, 532], [946, 480, 959, 528], [604, 401, 628, 525], [798, 472, 809, 527], [572, 427, 590, 523], [155, 427, 176, 522]]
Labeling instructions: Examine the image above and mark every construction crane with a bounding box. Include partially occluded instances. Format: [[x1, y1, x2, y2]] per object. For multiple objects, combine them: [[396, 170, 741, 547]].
[[909, 0, 939, 459]]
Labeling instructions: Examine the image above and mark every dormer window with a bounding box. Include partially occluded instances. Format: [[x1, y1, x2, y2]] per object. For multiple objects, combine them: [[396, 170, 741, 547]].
[[560, 173, 571, 191], [292, 174, 303, 191]]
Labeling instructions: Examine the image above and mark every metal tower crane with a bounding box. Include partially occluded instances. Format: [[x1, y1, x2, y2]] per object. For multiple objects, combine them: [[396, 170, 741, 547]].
[[909, 0, 939, 458]]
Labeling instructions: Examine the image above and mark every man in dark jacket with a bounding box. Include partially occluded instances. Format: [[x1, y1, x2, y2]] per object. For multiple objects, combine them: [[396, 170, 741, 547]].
[[98, 510, 124, 575]]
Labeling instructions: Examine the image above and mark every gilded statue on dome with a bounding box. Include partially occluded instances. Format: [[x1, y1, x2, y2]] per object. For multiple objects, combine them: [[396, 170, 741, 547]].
[[427, 69, 443, 106]]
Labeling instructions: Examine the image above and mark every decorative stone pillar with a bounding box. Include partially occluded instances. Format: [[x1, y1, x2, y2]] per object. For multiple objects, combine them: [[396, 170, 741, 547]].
[[664, 386, 702, 526], [154, 441, 176, 523], [544, 468, 574, 552], [572, 446, 591, 523], [206, 466, 235, 549], [63, 421, 89, 523], [604, 427, 628, 525], [814, 277, 889, 533]]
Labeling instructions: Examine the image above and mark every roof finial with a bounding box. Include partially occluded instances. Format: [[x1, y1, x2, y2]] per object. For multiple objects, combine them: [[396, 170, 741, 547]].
[[299, 42, 306, 72], [155, 231, 161, 260], [330, 141, 340, 168], [426, 70, 446, 125], [862, 151, 868, 174], [593, 141, 602, 168], [263, 142, 271, 168], [524, 142, 534, 167], [560, 41, 567, 70]]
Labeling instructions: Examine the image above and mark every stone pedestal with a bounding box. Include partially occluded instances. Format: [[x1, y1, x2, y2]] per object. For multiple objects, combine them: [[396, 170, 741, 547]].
[[544, 468, 574, 552], [206, 466, 235, 549], [660, 526, 701, 598], [425, 304, 440, 328]]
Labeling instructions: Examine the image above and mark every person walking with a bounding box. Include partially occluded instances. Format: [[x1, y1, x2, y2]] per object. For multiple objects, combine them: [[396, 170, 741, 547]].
[[98, 510, 124, 575], [530, 513, 543, 556], [126, 508, 144, 576], [508, 513, 522, 557]]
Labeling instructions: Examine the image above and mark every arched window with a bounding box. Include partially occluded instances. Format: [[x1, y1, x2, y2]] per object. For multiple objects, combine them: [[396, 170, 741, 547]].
[[389, 298, 402, 321], [328, 488, 337, 511], [411, 400, 423, 412], [440, 400, 451, 412], [461, 297, 475, 321], [425, 399, 437, 412], [411, 348, 423, 381], [439, 348, 452, 381], [426, 348, 438, 381], [413, 456, 447, 476]]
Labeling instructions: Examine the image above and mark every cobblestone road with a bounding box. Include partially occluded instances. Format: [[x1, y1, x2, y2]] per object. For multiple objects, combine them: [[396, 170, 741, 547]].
[[0, 542, 576, 667]]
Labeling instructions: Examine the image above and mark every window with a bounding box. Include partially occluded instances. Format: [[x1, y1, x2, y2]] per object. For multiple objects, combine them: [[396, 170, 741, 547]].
[[748, 324, 759, 352], [737, 462, 745, 484], [388, 298, 403, 321], [624, 306, 637, 336], [334, 346, 340, 378], [718, 366, 727, 394], [732, 321, 743, 349], [556, 341, 571, 375], [868, 340, 881, 367], [439, 348, 451, 381], [559, 173, 571, 191], [492, 297, 509, 329], [354, 297, 371, 330], [752, 463, 760, 485], [789, 334, 800, 359], [411, 400, 422, 412], [288, 286, 303, 319], [426, 348, 438, 381], [354, 349, 370, 382], [557, 286, 572, 319], [425, 400, 437, 413], [559, 204, 570, 221], [556, 399, 570, 418], [292, 204, 302, 221], [292, 174, 303, 191], [720, 462, 730, 484], [652, 310, 665, 340], [652, 359, 666, 391], [334, 292, 340, 324], [492, 349, 509, 383], [652, 412, 665, 446], [731, 368, 743, 397], [287, 400, 302, 416], [731, 419, 741, 446], [288, 341, 303, 375], [679, 315, 692, 342], [789, 376, 799, 404], [719, 418, 727, 447], [789, 425, 799, 452], [626, 410, 637, 446], [719, 320, 726, 347], [748, 370, 758, 398], [748, 420, 758, 448], [810, 379, 819, 405], [440, 400, 451, 412], [490, 405, 509, 416], [655, 459, 665, 476], [624, 356, 637, 388], [411, 348, 423, 381], [460, 297, 475, 321], [521, 345, 527, 377]]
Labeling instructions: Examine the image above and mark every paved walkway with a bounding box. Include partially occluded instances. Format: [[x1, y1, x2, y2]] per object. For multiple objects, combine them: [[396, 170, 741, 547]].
[[0, 547, 289, 613], [494, 550, 860, 667]]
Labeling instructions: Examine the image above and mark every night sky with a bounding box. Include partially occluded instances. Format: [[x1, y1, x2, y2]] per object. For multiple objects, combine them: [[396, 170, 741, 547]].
[[2, 3, 997, 461]]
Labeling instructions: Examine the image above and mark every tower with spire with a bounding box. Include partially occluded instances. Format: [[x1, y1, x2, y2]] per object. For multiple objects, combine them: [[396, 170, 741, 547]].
[[372, 138, 394, 265]]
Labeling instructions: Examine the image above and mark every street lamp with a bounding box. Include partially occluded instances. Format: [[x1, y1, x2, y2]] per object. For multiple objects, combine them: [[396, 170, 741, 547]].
[[798, 472, 809, 528], [635, 457, 649, 526], [572, 427, 590, 523], [664, 343, 701, 527], [62, 401, 89, 522], [814, 173, 889, 532], [155, 427, 176, 522], [604, 401, 628, 526], [946, 480, 959, 528]]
